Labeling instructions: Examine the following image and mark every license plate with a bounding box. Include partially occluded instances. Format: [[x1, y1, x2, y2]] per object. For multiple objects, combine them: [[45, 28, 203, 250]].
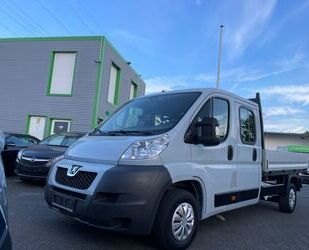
[[52, 194, 75, 213]]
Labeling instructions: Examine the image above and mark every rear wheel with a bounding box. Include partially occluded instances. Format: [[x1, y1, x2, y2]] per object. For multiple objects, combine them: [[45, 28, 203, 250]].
[[279, 183, 297, 213], [153, 189, 199, 250]]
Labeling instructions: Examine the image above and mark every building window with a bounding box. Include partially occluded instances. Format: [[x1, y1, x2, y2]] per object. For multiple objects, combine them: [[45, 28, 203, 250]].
[[50, 119, 71, 135], [47, 52, 76, 96], [239, 107, 256, 144], [107, 63, 121, 105], [130, 82, 138, 99]]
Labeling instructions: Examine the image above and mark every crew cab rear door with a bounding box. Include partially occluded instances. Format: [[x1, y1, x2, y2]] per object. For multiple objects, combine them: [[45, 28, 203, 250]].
[[235, 101, 262, 205]]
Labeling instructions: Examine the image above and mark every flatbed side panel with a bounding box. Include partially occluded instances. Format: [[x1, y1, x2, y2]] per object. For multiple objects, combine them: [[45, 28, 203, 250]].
[[263, 149, 309, 172]]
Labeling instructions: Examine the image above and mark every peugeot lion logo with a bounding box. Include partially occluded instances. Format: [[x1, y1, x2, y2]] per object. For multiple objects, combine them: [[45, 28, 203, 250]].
[[67, 165, 81, 177]]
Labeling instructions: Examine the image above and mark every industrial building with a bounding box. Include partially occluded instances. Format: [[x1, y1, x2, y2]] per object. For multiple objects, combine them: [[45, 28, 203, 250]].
[[0, 36, 145, 139]]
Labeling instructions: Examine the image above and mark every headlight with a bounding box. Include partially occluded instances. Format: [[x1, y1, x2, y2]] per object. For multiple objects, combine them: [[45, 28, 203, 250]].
[[46, 155, 64, 167], [121, 134, 169, 160], [307, 168, 309, 175], [16, 150, 23, 162]]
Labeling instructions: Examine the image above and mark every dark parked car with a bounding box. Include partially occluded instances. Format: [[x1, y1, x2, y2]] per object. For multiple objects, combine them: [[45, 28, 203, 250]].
[[1, 133, 40, 176], [0, 131, 12, 250], [16, 132, 84, 181]]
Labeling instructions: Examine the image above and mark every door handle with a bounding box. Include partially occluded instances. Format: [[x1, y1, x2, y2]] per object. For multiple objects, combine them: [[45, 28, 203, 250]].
[[252, 148, 257, 162], [228, 145, 233, 161]]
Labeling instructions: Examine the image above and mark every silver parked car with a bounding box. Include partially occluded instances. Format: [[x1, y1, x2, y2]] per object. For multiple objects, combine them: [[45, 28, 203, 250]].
[[0, 131, 12, 249]]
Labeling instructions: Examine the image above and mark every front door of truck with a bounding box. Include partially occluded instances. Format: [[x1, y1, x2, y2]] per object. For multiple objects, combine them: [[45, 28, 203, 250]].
[[190, 95, 238, 215], [235, 102, 261, 205]]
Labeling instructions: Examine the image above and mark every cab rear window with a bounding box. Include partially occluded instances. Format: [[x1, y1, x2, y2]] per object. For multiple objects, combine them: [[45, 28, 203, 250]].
[[239, 107, 256, 144]]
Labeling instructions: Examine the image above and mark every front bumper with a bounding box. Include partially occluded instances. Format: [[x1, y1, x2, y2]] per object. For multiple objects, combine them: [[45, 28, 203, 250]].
[[15, 162, 49, 181], [45, 164, 171, 235]]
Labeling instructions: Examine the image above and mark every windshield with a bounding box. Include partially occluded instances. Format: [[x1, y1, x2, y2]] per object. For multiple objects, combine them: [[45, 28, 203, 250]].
[[92, 92, 201, 136], [40, 134, 80, 147]]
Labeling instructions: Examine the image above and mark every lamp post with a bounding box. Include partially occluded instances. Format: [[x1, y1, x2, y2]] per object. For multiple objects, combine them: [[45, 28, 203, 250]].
[[216, 25, 224, 88]]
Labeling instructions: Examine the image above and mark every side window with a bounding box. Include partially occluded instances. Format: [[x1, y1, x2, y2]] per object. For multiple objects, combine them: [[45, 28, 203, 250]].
[[6, 135, 30, 147], [28, 137, 39, 145], [213, 98, 229, 141], [195, 99, 212, 123], [194, 97, 229, 143], [239, 107, 256, 144]]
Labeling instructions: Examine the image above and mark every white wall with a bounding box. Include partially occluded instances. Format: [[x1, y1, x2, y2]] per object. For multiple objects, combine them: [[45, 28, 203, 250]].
[[265, 134, 309, 150]]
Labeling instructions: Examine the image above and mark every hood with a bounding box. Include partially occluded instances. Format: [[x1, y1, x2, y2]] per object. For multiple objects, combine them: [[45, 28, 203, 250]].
[[66, 135, 144, 162], [22, 144, 67, 159]]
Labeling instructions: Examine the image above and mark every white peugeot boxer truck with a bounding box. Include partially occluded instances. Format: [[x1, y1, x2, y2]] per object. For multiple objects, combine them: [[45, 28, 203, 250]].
[[45, 89, 309, 250]]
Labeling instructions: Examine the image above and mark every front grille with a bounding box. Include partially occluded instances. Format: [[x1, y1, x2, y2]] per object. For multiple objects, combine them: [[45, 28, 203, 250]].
[[20, 156, 50, 167], [55, 167, 97, 190]]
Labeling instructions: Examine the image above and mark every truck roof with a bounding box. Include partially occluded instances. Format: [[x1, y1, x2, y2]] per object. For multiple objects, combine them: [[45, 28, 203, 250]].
[[144, 88, 258, 109]]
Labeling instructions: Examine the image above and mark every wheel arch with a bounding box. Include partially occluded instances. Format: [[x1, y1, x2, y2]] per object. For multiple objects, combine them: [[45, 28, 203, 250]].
[[288, 175, 302, 191], [155, 177, 206, 220]]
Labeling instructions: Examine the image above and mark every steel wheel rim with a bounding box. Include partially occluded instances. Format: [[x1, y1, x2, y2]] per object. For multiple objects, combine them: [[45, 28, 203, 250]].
[[289, 188, 296, 208], [172, 202, 195, 241]]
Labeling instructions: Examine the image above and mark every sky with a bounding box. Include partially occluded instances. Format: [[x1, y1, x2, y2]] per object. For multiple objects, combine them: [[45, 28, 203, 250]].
[[0, 0, 309, 133]]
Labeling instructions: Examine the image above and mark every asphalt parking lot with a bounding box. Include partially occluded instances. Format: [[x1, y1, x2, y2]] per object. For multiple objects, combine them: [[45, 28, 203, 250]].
[[6, 177, 309, 250]]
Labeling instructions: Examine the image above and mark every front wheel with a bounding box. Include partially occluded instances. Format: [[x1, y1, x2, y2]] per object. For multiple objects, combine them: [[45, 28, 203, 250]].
[[279, 183, 297, 213], [153, 189, 199, 250]]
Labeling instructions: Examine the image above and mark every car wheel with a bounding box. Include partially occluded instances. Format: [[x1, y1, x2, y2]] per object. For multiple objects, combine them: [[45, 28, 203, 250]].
[[153, 189, 199, 250], [279, 183, 297, 213]]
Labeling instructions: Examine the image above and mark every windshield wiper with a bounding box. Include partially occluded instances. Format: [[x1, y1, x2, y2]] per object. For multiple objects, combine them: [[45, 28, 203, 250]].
[[89, 128, 108, 136], [106, 130, 153, 136], [90, 129, 154, 136]]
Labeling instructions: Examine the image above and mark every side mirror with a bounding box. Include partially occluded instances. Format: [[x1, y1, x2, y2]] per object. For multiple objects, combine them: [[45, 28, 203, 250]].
[[185, 117, 220, 146]]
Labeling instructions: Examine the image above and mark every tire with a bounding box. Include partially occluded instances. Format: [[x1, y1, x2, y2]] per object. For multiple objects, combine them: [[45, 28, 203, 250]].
[[279, 183, 297, 213], [153, 189, 199, 250]]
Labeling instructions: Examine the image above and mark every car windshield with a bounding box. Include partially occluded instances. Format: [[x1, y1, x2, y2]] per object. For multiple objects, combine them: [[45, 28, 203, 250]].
[[40, 134, 80, 147], [92, 92, 201, 136]]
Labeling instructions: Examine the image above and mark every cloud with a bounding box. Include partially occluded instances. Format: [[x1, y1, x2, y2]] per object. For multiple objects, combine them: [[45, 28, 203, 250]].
[[145, 52, 309, 94], [289, 127, 308, 133], [264, 118, 309, 133], [222, 52, 308, 83], [260, 1, 309, 44], [225, 0, 277, 59], [145, 74, 217, 94], [145, 76, 188, 94], [264, 124, 307, 133], [264, 107, 304, 117], [261, 84, 309, 106]]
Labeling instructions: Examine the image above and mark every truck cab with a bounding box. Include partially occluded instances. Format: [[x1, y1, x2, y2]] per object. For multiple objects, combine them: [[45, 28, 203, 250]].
[[45, 88, 308, 250]]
